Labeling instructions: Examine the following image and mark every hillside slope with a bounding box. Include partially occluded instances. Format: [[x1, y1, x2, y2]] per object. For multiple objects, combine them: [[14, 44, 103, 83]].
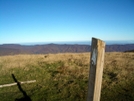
[[0, 52, 134, 101], [0, 44, 134, 55]]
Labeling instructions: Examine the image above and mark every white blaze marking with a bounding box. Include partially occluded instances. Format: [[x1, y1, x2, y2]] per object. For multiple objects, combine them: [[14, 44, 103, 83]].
[[91, 49, 97, 65]]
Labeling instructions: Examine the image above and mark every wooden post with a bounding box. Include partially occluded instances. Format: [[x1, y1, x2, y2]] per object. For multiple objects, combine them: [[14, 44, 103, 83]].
[[87, 38, 105, 101]]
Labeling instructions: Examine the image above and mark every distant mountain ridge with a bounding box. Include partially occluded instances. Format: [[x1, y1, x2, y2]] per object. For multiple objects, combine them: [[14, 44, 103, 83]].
[[0, 44, 134, 56]]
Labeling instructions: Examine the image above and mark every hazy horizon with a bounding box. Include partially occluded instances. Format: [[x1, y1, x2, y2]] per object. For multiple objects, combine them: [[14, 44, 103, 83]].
[[1, 40, 134, 46]]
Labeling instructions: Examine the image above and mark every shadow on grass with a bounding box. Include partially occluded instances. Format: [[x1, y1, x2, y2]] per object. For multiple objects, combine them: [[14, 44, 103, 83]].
[[12, 74, 32, 101]]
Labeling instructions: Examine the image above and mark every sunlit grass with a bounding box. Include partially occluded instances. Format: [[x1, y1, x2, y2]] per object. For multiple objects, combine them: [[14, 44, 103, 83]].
[[0, 52, 134, 101]]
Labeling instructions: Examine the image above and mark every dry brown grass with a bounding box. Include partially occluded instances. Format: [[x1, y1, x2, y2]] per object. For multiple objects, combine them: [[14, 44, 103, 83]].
[[0, 53, 90, 69], [1, 52, 134, 82], [0, 52, 134, 101], [1, 52, 133, 69]]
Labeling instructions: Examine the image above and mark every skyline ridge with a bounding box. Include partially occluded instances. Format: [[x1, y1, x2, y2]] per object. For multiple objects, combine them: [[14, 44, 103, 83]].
[[1, 40, 134, 46]]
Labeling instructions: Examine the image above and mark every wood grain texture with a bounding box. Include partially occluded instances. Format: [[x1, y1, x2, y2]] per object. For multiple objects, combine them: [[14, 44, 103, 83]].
[[87, 38, 105, 101]]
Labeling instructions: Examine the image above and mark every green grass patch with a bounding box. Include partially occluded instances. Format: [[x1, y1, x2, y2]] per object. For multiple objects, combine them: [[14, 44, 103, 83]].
[[0, 53, 134, 101]]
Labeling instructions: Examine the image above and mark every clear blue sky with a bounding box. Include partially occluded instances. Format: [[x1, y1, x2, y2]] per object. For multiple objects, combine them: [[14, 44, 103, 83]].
[[0, 0, 134, 44]]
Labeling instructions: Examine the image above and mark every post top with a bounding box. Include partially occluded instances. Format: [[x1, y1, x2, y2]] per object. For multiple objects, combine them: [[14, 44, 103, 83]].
[[92, 37, 105, 45]]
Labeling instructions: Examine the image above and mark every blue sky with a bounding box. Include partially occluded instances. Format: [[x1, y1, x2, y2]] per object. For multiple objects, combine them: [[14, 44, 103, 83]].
[[0, 0, 134, 44]]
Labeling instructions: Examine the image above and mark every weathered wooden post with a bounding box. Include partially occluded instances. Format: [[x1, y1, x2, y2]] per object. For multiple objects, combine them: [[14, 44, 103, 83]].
[[87, 38, 105, 101]]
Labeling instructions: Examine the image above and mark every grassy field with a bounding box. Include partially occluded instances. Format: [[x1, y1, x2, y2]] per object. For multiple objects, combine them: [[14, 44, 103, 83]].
[[0, 52, 134, 101]]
